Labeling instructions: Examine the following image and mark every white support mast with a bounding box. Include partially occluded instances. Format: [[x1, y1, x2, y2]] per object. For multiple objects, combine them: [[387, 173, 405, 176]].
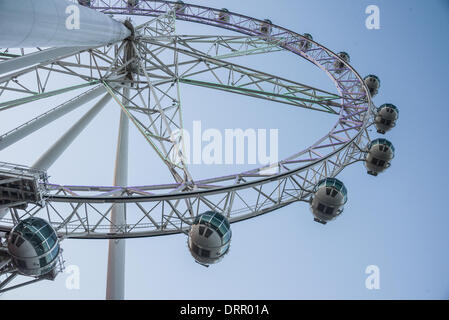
[[0, 0, 130, 48], [106, 87, 129, 300]]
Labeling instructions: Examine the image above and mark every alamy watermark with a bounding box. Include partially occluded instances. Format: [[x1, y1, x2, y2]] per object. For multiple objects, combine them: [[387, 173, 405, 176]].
[[365, 5, 380, 30], [365, 265, 380, 290], [65, 4, 80, 30], [169, 121, 279, 171], [65, 264, 80, 290]]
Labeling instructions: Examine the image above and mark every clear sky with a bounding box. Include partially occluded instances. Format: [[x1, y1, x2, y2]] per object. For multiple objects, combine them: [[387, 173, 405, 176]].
[[1, 0, 449, 299]]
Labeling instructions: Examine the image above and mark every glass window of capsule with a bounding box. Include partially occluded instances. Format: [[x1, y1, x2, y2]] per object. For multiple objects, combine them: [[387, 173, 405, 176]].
[[314, 177, 348, 204], [13, 222, 57, 256], [8, 217, 60, 276], [378, 103, 399, 117], [378, 118, 393, 126], [193, 211, 231, 244], [368, 138, 395, 155]]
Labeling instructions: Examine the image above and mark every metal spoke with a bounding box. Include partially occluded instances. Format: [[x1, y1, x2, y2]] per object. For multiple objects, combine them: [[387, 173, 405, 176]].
[[140, 36, 348, 114], [106, 86, 129, 301], [0, 84, 116, 151]]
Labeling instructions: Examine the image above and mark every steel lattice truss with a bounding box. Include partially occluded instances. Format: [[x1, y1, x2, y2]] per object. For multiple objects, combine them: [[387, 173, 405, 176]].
[[0, 0, 376, 239]]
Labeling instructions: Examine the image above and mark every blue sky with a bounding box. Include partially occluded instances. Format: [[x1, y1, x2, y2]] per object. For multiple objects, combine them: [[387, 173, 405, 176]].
[[1, 0, 449, 299]]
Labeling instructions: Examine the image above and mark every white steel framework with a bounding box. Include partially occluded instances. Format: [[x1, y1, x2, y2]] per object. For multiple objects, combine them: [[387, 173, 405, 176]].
[[0, 0, 382, 297], [0, 0, 376, 238]]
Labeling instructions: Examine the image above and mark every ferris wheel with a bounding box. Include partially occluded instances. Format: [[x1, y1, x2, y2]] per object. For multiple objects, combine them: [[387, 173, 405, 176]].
[[0, 0, 399, 299]]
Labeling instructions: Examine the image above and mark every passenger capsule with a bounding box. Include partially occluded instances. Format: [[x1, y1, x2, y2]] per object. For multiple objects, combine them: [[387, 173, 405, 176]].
[[364, 74, 380, 97], [217, 8, 230, 23], [375, 103, 399, 134], [188, 211, 231, 266], [78, 0, 91, 6], [365, 138, 395, 176], [333, 52, 350, 74], [259, 19, 272, 35], [299, 33, 313, 51], [174, 0, 186, 14], [127, 0, 139, 8], [7, 217, 61, 277], [310, 178, 347, 224]]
